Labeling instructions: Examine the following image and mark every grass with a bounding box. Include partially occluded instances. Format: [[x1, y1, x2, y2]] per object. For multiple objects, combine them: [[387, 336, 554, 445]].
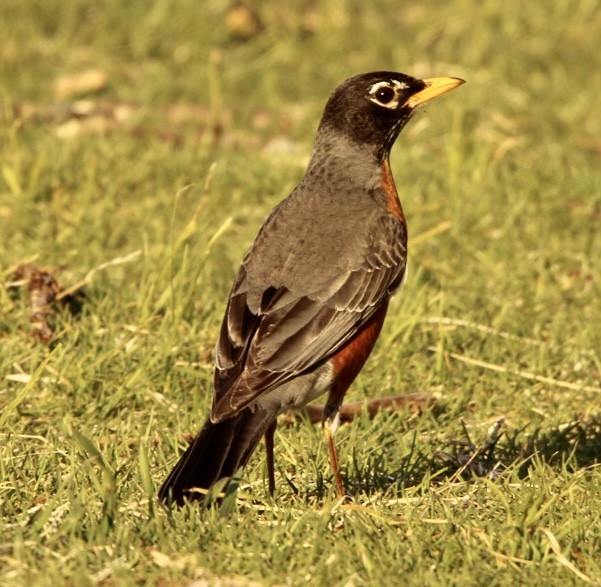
[[1, 0, 601, 584]]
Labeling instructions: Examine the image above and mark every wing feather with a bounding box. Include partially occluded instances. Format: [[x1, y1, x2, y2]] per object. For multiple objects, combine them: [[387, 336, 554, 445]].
[[212, 202, 407, 421]]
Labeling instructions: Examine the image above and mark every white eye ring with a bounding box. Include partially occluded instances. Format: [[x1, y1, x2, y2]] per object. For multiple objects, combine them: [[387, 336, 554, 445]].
[[368, 80, 408, 109]]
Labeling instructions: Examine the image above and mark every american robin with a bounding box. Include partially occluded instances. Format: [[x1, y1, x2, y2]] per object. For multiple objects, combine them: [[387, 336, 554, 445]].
[[159, 71, 464, 505]]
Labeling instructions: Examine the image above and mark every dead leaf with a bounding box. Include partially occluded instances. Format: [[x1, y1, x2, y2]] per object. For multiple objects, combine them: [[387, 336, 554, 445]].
[[225, 2, 264, 41], [53, 68, 109, 100], [7, 263, 86, 344]]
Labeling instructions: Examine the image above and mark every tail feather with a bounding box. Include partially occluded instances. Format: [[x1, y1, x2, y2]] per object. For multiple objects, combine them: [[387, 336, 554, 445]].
[[158, 408, 275, 506]]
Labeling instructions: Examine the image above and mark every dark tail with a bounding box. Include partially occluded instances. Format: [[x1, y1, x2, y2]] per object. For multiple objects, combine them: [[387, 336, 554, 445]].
[[158, 408, 276, 506]]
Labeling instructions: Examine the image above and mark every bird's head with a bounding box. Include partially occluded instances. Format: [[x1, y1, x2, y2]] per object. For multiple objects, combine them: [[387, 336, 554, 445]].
[[318, 71, 465, 160]]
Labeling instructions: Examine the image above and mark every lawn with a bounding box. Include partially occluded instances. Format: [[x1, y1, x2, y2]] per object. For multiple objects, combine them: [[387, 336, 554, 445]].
[[1, 0, 600, 585]]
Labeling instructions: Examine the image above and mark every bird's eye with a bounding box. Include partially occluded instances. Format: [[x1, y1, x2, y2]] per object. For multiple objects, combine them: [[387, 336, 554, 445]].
[[368, 81, 401, 108], [375, 86, 395, 104]]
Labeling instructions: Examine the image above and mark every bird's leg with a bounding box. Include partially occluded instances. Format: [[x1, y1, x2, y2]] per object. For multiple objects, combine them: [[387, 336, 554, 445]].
[[323, 401, 345, 499], [264, 419, 277, 495]]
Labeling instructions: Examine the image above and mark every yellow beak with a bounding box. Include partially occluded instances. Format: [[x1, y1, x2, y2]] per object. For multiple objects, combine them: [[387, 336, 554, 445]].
[[404, 76, 465, 109]]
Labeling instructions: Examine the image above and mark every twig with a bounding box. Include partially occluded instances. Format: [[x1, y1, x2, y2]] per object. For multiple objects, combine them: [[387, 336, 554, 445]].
[[539, 527, 595, 585], [441, 418, 505, 482], [283, 393, 432, 426], [411, 221, 452, 246], [422, 316, 540, 345], [430, 347, 601, 394], [56, 250, 142, 300]]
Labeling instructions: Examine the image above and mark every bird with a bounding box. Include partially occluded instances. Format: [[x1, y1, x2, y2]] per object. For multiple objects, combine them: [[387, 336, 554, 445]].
[[159, 71, 464, 506]]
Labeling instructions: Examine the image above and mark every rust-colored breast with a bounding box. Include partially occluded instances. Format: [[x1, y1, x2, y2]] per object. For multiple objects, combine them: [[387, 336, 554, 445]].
[[328, 300, 389, 404], [380, 160, 404, 221]]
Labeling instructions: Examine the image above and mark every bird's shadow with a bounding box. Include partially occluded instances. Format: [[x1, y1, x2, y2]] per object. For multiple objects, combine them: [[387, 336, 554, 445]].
[[335, 415, 601, 498]]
